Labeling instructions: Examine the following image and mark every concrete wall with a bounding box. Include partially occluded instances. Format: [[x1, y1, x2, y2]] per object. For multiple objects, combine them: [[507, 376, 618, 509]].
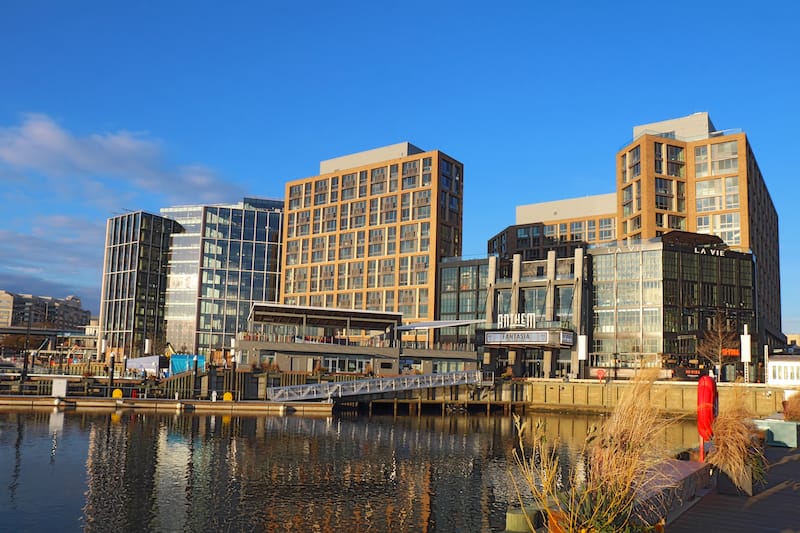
[[515, 193, 616, 225], [522, 379, 789, 417], [319, 142, 424, 174]]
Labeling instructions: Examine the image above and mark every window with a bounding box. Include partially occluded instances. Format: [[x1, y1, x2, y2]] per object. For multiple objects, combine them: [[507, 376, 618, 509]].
[[570, 221, 583, 241], [655, 195, 671, 210], [599, 218, 614, 241], [628, 146, 641, 178], [695, 146, 709, 177], [710, 141, 738, 175], [654, 142, 663, 174]]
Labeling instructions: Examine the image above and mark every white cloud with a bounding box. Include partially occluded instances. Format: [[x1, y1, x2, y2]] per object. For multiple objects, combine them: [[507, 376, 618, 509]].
[[0, 113, 244, 205], [0, 114, 251, 314]]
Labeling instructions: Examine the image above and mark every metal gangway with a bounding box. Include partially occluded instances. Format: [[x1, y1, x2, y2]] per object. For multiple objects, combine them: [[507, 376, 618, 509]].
[[267, 370, 484, 402]]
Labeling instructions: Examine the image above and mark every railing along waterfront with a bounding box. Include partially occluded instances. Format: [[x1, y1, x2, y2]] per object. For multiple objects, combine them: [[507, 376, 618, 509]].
[[266, 370, 483, 402]]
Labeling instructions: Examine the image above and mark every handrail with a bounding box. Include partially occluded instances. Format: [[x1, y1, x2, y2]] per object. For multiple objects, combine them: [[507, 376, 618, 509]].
[[266, 370, 482, 402]]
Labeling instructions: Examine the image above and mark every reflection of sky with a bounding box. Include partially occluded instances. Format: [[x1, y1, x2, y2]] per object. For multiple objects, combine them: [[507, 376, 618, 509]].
[[0, 412, 92, 532], [0, 411, 699, 532]]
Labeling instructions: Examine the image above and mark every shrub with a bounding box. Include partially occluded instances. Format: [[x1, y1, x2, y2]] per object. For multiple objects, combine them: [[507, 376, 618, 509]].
[[783, 393, 800, 422], [509, 369, 675, 532], [707, 386, 767, 491]]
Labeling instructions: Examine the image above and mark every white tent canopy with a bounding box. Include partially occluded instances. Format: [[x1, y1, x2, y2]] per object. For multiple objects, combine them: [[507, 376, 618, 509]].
[[126, 355, 160, 375]]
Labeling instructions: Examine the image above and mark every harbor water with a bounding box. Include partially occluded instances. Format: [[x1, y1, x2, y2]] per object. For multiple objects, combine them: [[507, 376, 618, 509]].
[[0, 409, 698, 532]]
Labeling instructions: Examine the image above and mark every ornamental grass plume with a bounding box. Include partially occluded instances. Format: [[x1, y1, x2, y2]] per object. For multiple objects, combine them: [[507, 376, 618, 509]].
[[783, 392, 800, 422], [706, 385, 767, 492], [509, 368, 676, 532]]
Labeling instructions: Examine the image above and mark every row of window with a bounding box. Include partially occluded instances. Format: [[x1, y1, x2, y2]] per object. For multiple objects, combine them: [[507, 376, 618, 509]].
[[285, 223, 431, 264], [284, 255, 431, 293], [621, 139, 740, 184], [513, 218, 616, 245], [283, 288, 429, 318], [286, 190, 440, 236], [288, 158, 463, 209]]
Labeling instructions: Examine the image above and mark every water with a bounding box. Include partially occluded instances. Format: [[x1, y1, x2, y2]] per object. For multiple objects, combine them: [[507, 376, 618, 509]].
[[0, 409, 698, 532]]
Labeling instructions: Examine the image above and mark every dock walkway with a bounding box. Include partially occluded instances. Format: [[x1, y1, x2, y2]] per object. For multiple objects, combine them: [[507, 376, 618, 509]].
[[670, 445, 800, 532]]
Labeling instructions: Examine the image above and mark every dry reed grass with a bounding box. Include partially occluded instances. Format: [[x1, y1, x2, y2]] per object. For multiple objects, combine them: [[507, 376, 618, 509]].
[[783, 392, 800, 422], [706, 386, 766, 491], [510, 369, 675, 532]]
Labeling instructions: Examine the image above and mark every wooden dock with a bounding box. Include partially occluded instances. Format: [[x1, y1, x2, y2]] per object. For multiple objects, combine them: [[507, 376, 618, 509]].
[[0, 395, 334, 416], [368, 397, 528, 416], [669, 445, 800, 532]]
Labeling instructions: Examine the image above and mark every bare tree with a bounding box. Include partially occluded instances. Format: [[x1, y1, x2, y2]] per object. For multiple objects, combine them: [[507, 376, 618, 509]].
[[696, 311, 739, 380]]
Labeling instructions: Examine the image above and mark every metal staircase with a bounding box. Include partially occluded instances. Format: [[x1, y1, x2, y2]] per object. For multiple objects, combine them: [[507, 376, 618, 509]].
[[266, 370, 484, 402]]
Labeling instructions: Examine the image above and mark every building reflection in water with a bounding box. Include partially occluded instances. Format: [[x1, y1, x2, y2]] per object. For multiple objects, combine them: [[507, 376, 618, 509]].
[[0, 411, 698, 532]]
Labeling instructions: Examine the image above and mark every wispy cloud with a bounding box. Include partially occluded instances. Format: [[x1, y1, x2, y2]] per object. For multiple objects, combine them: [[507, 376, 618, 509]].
[[0, 114, 248, 314], [0, 113, 244, 205]]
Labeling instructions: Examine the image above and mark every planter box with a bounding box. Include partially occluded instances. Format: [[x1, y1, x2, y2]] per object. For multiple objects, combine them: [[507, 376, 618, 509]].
[[717, 468, 765, 497], [753, 418, 800, 448]]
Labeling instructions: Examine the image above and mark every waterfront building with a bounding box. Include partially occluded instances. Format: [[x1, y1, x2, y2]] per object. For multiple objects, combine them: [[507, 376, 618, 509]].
[[441, 250, 587, 378], [160, 198, 283, 360], [617, 112, 781, 350], [239, 303, 404, 375], [588, 231, 755, 380], [281, 142, 464, 345], [0, 290, 90, 329], [489, 113, 783, 364], [99, 211, 182, 360], [446, 231, 761, 380]]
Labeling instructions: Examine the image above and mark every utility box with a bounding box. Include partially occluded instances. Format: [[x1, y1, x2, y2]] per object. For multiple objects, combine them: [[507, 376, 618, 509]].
[[51, 377, 69, 398]]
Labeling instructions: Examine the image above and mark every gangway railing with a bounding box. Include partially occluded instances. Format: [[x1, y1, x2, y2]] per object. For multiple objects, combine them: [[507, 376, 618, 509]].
[[266, 370, 483, 402]]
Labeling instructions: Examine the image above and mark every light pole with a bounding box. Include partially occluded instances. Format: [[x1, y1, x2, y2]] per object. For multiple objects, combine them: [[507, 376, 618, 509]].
[[192, 355, 199, 399], [108, 352, 116, 397]]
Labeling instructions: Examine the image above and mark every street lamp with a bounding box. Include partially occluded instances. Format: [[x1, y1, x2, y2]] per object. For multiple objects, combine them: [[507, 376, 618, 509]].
[[192, 355, 199, 399], [108, 352, 116, 397]]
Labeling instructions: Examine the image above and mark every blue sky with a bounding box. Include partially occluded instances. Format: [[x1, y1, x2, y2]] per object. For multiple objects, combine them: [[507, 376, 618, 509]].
[[1, 1, 799, 332]]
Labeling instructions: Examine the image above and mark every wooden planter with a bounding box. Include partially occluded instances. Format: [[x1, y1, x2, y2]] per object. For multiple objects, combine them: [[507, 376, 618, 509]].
[[717, 467, 765, 497]]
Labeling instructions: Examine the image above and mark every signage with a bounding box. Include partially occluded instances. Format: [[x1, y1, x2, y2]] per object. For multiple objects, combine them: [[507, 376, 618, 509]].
[[485, 331, 549, 345], [497, 313, 536, 329], [560, 331, 574, 347], [694, 247, 726, 257], [740, 333, 751, 363], [578, 335, 587, 361]]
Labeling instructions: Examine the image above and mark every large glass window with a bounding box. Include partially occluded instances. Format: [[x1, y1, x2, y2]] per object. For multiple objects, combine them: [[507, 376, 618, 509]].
[[710, 141, 738, 175], [521, 287, 546, 317], [694, 145, 709, 177], [555, 286, 573, 322], [494, 290, 512, 316]]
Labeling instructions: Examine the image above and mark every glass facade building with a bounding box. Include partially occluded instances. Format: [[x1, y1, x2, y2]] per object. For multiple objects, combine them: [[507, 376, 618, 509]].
[[588, 232, 755, 377], [99, 211, 182, 359], [161, 198, 283, 359]]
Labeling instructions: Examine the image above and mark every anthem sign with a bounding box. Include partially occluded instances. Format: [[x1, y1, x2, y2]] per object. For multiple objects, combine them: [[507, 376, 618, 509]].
[[497, 313, 536, 329]]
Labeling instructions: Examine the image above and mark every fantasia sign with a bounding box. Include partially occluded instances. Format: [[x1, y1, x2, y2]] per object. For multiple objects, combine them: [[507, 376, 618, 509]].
[[485, 331, 549, 345]]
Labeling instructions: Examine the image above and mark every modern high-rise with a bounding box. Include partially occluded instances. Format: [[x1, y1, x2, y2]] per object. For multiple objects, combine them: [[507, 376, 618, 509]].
[[281, 142, 463, 338], [161, 198, 283, 359], [99, 211, 182, 360], [491, 113, 782, 350], [617, 112, 781, 347]]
